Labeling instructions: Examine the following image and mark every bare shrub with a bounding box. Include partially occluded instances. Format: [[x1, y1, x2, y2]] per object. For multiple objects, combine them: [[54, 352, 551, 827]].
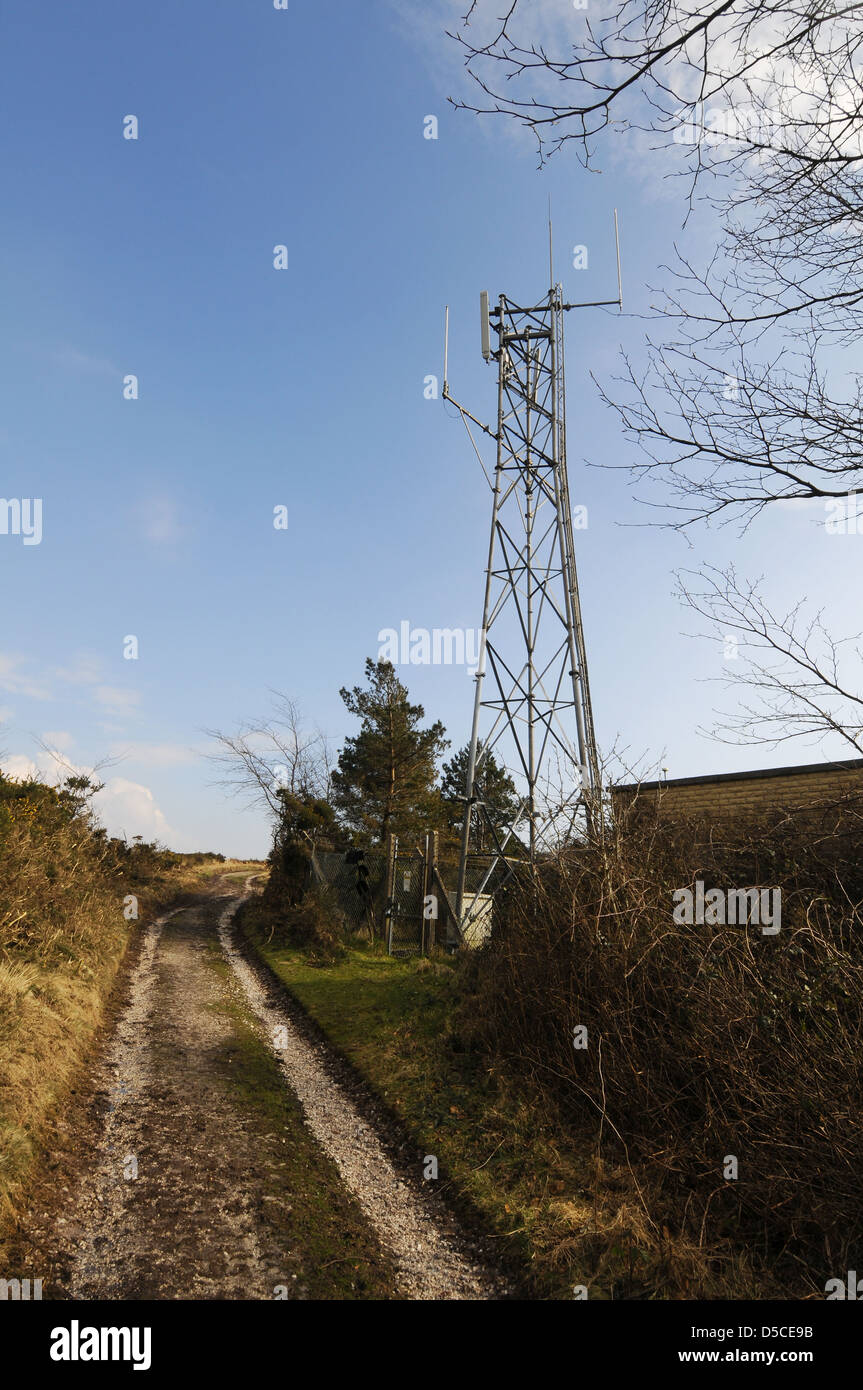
[[457, 798, 863, 1294]]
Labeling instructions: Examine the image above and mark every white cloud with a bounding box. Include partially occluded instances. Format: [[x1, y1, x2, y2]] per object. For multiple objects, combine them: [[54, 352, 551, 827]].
[[2, 753, 41, 782], [56, 654, 104, 686], [389, 0, 862, 192], [0, 653, 142, 727], [387, 0, 594, 118], [0, 654, 52, 700], [95, 777, 175, 845], [41, 730, 75, 750], [0, 751, 174, 845], [94, 686, 141, 717], [2, 749, 89, 785]]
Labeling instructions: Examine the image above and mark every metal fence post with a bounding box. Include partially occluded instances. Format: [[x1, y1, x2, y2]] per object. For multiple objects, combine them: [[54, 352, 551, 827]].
[[422, 831, 439, 954], [384, 832, 396, 948]]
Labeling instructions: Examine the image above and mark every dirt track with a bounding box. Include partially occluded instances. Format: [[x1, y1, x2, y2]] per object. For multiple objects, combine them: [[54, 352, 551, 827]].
[[13, 877, 504, 1301]]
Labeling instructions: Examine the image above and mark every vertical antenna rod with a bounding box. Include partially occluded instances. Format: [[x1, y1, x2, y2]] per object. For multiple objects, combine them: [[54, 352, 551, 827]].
[[548, 196, 554, 290], [613, 208, 623, 307]]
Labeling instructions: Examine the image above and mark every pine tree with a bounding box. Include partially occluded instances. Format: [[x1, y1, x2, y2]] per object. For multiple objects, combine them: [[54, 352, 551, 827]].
[[440, 741, 520, 850], [331, 658, 449, 846]]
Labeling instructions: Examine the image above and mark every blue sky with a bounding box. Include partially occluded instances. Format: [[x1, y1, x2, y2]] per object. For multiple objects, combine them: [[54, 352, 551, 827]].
[[1, 0, 860, 856]]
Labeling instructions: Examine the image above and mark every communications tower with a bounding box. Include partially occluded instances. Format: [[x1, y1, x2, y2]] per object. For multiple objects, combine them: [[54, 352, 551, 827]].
[[443, 215, 621, 933]]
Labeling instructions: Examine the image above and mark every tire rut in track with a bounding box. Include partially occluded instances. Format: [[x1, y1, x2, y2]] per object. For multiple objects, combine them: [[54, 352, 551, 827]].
[[18, 882, 505, 1300], [219, 885, 506, 1300], [27, 893, 394, 1298]]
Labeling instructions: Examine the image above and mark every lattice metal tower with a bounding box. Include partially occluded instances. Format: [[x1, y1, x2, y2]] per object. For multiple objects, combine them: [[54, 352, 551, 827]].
[[444, 223, 620, 934]]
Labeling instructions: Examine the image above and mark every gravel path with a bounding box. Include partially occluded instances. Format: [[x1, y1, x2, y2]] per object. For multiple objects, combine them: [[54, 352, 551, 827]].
[[219, 882, 505, 1300], [15, 879, 505, 1300], [66, 900, 301, 1298]]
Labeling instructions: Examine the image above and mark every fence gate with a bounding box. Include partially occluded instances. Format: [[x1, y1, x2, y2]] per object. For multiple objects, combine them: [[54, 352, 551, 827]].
[[386, 845, 426, 957]]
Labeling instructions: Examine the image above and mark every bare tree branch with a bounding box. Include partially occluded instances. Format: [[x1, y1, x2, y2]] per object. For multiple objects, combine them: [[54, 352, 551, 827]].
[[205, 695, 331, 823], [676, 563, 863, 752]]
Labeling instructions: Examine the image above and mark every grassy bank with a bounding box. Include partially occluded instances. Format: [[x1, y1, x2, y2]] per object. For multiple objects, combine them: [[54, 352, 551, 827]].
[[0, 767, 259, 1245], [238, 896, 712, 1300]]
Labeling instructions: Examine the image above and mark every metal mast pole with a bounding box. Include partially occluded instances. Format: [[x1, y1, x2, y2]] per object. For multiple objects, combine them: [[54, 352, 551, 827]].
[[455, 297, 506, 924], [552, 286, 601, 824], [525, 327, 537, 866]]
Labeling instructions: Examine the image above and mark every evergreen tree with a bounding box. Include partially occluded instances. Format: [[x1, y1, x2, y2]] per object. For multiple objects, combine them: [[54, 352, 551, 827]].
[[271, 790, 336, 905], [331, 658, 448, 845], [440, 741, 520, 850]]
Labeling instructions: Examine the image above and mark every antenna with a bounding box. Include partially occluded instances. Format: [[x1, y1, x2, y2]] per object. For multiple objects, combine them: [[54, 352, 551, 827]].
[[613, 208, 623, 308], [559, 207, 625, 312], [548, 196, 554, 289], [443, 304, 449, 394], [480, 290, 491, 362]]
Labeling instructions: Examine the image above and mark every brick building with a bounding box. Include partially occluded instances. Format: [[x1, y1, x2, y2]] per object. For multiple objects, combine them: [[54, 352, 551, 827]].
[[612, 756, 863, 825]]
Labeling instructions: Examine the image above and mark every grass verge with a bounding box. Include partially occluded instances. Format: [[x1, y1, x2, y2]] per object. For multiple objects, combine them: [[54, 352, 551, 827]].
[[204, 938, 397, 1298]]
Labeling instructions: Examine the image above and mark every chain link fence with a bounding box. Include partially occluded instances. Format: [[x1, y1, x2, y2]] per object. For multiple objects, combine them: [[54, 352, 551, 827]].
[[434, 854, 511, 947], [310, 839, 517, 953], [310, 846, 386, 938], [387, 848, 426, 956]]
